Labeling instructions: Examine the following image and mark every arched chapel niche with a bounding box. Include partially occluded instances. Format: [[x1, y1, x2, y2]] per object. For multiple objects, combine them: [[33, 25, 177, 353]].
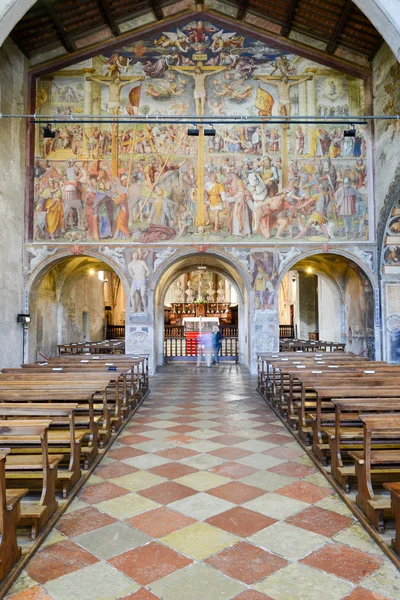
[[25, 252, 129, 362], [277, 251, 377, 357]]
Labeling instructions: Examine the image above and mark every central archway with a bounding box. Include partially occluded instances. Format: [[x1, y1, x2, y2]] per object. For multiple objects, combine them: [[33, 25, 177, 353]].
[[149, 249, 253, 371]]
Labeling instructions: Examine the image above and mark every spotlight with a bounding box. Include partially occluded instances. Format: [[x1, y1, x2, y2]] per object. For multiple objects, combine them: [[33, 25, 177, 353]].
[[43, 123, 55, 138], [344, 125, 356, 137], [188, 126, 199, 136], [306, 267, 313, 274], [204, 125, 215, 136]]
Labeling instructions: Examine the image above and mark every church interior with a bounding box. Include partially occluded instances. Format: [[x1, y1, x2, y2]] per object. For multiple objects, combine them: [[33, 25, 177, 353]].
[[1, 0, 400, 598]]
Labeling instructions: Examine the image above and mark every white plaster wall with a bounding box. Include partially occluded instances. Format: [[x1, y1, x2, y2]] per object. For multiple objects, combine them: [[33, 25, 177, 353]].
[[34, 272, 58, 360], [0, 38, 27, 368], [61, 275, 105, 343], [318, 277, 341, 342]]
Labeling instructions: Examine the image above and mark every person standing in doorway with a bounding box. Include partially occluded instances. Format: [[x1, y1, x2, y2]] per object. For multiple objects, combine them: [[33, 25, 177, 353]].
[[197, 330, 213, 367], [212, 325, 223, 365]]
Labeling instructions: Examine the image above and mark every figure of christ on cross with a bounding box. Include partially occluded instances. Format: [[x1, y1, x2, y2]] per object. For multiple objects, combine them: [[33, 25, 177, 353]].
[[87, 73, 144, 175], [169, 64, 230, 116], [254, 74, 313, 117], [87, 73, 145, 115]]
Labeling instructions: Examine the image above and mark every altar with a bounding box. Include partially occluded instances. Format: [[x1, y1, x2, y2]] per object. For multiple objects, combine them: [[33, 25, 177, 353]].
[[183, 317, 219, 355]]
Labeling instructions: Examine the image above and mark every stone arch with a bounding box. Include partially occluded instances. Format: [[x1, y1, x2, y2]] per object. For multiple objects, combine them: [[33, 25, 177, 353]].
[[275, 248, 380, 358], [149, 247, 253, 371], [25, 249, 130, 361], [25, 248, 130, 299]]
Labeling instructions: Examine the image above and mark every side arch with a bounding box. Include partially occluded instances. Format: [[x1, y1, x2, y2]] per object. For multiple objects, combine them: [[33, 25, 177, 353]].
[[275, 248, 380, 358]]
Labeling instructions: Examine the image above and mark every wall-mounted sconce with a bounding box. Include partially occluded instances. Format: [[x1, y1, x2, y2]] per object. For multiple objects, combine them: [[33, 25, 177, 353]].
[[17, 313, 31, 324]]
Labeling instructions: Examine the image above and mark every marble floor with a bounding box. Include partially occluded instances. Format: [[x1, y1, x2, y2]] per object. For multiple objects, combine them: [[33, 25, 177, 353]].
[[6, 365, 400, 600]]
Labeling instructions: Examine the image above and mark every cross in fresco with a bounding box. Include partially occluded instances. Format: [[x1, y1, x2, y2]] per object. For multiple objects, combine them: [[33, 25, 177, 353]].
[[254, 73, 314, 188], [169, 61, 231, 226], [86, 72, 144, 176]]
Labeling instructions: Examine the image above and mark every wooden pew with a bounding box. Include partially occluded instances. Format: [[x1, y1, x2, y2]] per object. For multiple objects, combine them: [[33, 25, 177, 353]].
[[324, 398, 400, 491], [349, 414, 400, 532], [0, 450, 27, 581], [0, 420, 62, 539], [0, 404, 82, 498], [312, 384, 400, 460], [0, 386, 108, 452], [0, 374, 123, 431], [383, 482, 400, 554]]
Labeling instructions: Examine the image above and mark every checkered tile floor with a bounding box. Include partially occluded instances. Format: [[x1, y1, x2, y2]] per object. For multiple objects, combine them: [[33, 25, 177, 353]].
[[7, 365, 400, 600]]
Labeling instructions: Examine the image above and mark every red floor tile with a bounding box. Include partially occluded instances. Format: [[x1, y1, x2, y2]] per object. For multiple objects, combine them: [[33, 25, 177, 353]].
[[343, 588, 391, 600], [205, 541, 287, 584], [275, 481, 333, 504], [209, 447, 253, 461], [206, 507, 276, 537], [56, 506, 116, 537], [166, 425, 200, 434], [263, 446, 304, 460], [286, 506, 354, 537], [118, 434, 151, 446], [253, 424, 286, 434], [210, 424, 244, 434], [107, 446, 147, 460], [125, 426, 156, 434], [156, 447, 200, 460], [78, 481, 129, 505], [301, 543, 384, 583], [26, 540, 98, 584], [108, 542, 192, 585], [267, 461, 317, 479], [127, 507, 196, 537], [260, 434, 294, 445], [211, 434, 250, 446], [137, 481, 198, 504], [118, 590, 159, 600], [207, 482, 265, 504], [95, 462, 138, 479], [233, 592, 274, 600], [209, 462, 259, 479], [7, 586, 54, 600], [148, 463, 198, 480]]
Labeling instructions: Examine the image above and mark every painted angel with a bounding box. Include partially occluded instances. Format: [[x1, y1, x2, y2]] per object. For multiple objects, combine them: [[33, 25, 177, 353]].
[[211, 30, 244, 53], [103, 54, 131, 77], [154, 29, 190, 53]]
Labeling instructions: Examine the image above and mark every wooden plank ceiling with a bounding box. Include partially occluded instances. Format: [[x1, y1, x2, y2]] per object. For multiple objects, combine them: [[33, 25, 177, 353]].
[[10, 0, 382, 65]]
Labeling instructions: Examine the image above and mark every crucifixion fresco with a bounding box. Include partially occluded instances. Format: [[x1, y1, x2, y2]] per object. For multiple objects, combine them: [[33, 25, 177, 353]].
[[33, 19, 369, 244]]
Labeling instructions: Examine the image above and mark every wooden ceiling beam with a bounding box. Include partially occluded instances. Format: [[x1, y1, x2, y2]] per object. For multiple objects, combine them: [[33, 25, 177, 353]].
[[149, 0, 163, 21], [237, 0, 249, 21], [41, 0, 75, 53], [98, 0, 120, 36], [281, 0, 298, 38], [326, 0, 353, 55]]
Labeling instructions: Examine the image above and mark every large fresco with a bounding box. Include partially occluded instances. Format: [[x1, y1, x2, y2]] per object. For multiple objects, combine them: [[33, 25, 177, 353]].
[[33, 19, 368, 244]]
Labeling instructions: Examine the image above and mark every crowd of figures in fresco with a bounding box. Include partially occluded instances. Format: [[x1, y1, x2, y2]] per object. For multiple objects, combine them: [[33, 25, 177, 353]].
[[33, 19, 369, 243]]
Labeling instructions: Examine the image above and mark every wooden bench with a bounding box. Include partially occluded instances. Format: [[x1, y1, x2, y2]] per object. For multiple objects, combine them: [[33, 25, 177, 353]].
[[322, 398, 400, 491], [0, 404, 82, 498], [0, 450, 27, 581], [383, 482, 400, 554], [0, 420, 62, 539], [347, 415, 400, 532], [312, 384, 400, 460]]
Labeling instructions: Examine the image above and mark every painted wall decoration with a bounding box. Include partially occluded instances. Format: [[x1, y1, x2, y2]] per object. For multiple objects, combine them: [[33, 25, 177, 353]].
[[33, 19, 369, 244]]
